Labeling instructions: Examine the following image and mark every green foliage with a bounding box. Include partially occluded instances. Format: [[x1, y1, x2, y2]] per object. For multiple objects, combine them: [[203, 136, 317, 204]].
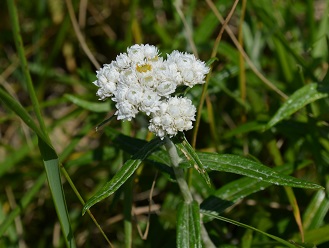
[[1, 0, 329, 247], [177, 201, 202, 248]]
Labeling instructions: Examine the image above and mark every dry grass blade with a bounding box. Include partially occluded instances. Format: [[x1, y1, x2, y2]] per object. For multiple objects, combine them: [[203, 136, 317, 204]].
[[206, 0, 288, 99], [65, 0, 100, 69]]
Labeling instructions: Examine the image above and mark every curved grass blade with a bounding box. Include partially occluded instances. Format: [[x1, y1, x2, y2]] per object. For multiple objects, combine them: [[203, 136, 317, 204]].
[[200, 153, 323, 190], [177, 201, 201, 248], [82, 138, 165, 215], [64, 94, 111, 113], [267, 83, 329, 129], [200, 212, 298, 248]]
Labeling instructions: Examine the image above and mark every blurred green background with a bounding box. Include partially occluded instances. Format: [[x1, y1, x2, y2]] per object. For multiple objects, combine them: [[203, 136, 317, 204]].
[[1, 0, 329, 247]]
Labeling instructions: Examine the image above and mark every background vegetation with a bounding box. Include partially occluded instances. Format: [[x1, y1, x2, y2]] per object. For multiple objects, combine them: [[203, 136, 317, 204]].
[[1, 0, 329, 247]]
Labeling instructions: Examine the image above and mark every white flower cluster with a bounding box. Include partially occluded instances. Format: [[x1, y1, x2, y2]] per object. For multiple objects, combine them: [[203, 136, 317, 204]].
[[93, 44, 209, 139]]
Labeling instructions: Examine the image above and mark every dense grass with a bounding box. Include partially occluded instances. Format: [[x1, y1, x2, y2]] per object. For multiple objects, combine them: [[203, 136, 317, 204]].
[[1, 0, 329, 247]]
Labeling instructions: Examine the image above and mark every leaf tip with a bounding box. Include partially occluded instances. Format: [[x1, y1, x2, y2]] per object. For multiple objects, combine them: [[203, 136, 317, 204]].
[[82, 205, 89, 216]]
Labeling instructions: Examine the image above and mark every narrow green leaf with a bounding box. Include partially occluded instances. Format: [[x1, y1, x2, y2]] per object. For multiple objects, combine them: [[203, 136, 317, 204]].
[[38, 139, 76, 248], [267, 83, 329, 128], [64, 94, 111, 112], [177, 201, 201, 248], [303, 190, 329, 230], [174, 134, 211, 186], [201, 212, 297, 248], [82, 138, 165, 214], [201, 161, 313, 217], [200, 153, 323, 189]]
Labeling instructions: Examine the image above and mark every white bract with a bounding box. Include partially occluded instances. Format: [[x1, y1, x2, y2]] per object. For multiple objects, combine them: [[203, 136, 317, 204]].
[[92, 44, 209, 139]]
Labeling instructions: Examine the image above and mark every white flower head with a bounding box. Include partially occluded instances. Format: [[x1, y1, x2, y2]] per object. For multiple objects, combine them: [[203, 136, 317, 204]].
[[143, 44, 160, 60], [115, 100, 138, 121], [93, 63, 119, 100], [167, 51, 209, 87], [148, 97, 196, 139], [139, 89, 161, 115], [92, 44, 209, 138]]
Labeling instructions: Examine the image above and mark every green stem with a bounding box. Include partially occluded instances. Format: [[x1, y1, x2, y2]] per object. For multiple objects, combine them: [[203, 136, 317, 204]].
[[123, 176, 133, 248], [7, 0, 50, 144], [164, 137, 193, 203], [122, 121, 132, 248]]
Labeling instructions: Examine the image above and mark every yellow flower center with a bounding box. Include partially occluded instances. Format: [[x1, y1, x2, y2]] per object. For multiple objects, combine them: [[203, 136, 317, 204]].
[[136, 63, 152, 73]]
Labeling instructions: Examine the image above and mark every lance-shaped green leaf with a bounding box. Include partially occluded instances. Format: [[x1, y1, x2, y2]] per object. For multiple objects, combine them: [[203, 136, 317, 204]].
[[177, 201, 201, 248], [267, 83, 329, 129], [65, 94, 111, 112], [174, 134, 211, 186], [199, 153, 323, 189], [82, 138, 165, 214], [201, 160, 313, 218]]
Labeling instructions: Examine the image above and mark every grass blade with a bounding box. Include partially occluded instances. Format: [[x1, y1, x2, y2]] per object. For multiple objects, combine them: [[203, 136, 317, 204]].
[[38, 139, 76, 248], [201, 212, 299, 248]]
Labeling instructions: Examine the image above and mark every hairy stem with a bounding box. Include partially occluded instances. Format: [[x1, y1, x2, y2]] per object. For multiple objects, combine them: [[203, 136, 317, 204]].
[[164, 137, 193, 203]]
